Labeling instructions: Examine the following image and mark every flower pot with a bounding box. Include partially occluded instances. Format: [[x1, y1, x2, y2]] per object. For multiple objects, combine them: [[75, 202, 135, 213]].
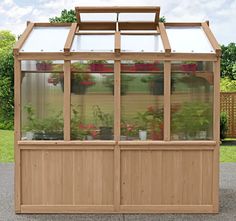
[[33, 132, 45, 140], [197, 131, 207, 139], [181, 64, 197, 72], [48, 77, 59, 86], [26, 132, 34, 140], [86, 135, 93, 140], [100, 127, 113, 140], [120, 135, 127, 141], [36, 63, 52, 71], [60, 79, 89, 95], [43, 132, 63, 140], [139, 130, 147, 141], [135, 63, 156, 71], [72, 81, 87, 95], [121, 64, 135, 72], [90, 63, 105, 72], [150, 78, 164, 95]]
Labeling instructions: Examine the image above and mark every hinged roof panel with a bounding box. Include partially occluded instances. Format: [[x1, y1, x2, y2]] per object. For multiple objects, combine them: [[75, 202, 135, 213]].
[[75, 6, 160, 23], [166, 26, 215, 53], [20, 26, 70, 52]]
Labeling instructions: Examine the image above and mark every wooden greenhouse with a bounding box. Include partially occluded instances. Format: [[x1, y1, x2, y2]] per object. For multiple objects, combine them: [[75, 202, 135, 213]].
[[14, 6, 221, 213]]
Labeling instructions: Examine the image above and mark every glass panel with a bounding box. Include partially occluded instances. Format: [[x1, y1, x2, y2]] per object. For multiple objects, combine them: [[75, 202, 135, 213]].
[[21, 60, 64, 140], [171, 61, 213, 140], [80, 13, 117, 22], [121, 35, 164, 52], [166, 27, 214, 53], [71, 35, 114, 52], [119, 13, 155, 21], [121, 60, 164, 141], [20, 27, 70, 52], [70, 60, 114, 140]]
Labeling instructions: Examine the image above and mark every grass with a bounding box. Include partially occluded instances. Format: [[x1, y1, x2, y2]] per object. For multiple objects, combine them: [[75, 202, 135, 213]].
[[220, 146, 236, 162], [0, 130, 14, 162], [1, 129, 236, 163]]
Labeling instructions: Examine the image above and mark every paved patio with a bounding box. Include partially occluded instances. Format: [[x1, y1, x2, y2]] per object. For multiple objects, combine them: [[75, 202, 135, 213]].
[[0, 163, 236, 221]]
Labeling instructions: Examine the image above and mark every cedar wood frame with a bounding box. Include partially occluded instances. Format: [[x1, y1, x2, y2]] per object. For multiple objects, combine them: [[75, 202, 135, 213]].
[[14, 6, 221, 213]]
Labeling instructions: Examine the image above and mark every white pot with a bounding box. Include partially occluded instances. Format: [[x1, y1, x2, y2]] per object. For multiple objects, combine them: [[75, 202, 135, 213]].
[[198, 131, 207, 139], [139, 130, 147, 141], [26, 132, 34, 140], [86, 135, 93, 140], [120, 135, 127, 141]]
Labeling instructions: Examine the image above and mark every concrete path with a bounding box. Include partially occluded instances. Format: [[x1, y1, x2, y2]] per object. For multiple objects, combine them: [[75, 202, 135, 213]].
[[0, 163, 236, 221]]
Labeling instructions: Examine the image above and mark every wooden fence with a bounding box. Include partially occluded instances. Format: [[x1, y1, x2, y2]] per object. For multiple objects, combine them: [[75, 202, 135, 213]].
[[220, 92, 236, 138]]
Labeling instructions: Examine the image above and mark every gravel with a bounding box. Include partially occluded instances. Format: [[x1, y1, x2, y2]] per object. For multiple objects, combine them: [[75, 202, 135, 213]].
[[0, 163, 236, 221]]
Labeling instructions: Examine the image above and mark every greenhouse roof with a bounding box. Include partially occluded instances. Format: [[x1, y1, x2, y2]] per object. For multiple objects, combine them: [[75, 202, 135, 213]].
[[14, 6, 221, 58]]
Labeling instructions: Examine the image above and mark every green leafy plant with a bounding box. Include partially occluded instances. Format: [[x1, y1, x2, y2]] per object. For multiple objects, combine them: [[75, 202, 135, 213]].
[[24, 104, 63, 139], [220, 112, 228, 140], [103, 74, 133, 95], [172, 102, 212, 139], [93, 105, 113, 127], [135, 107, 163, 132], [220, 77, 236, 92], [121, 120, 138, 137], [70, 105, 95, 140]]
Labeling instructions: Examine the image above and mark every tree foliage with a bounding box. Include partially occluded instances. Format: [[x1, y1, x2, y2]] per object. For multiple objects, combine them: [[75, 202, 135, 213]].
[[221, 43, 236, 80], [0, 31, 15, 52], [0, 31, 15, 129], [49, 9, 76, 23], [220, 77, 236, 92]]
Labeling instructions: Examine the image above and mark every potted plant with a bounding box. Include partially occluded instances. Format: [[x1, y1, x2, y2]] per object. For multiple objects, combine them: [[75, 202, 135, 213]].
[[134, 61, 159, 71], [141, 74, 164, 95], [135, 111, 149, 140], [51, 62, 95, 94], [172, 101, 211, 140], [146, 106, 163, 140], [93, 105, 113, 140], [70, 105, 98, 140], [89, 60, 112, 72], [121, 62, 136, 72], [121, 120, 138, 140], [36, 60, 53, 71], [103, 74, 134, 95], [24, 104, 63, 140]]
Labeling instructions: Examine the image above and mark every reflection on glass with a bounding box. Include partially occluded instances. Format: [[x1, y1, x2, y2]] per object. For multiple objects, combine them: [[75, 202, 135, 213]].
[[21, 60, 64, 140], [120, 61, 164, 141], [70, 60, 114, 140], [171, 61, 213, 140]]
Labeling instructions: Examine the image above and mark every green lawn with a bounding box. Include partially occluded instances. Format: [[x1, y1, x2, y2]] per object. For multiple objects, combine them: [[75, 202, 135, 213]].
[[220, 146, 236, 162], [0, 130, 14, 162], [1, 129, 236, 163]]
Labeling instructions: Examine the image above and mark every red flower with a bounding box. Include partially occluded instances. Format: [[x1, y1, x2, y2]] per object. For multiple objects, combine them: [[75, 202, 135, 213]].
[[80, 81, 95, 86]]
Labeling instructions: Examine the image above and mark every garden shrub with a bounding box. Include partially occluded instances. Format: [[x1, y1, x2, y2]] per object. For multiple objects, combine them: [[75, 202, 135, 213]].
[[220, 112, 228, 140]]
